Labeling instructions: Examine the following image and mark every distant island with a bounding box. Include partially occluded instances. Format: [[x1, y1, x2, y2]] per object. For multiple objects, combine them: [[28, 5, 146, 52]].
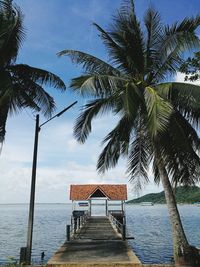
[[127, 186, 200, 204]]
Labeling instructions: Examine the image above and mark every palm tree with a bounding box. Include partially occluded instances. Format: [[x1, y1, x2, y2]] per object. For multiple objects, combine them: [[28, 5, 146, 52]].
[[0, 0, 66, 143], [58, 1, 200, 266]]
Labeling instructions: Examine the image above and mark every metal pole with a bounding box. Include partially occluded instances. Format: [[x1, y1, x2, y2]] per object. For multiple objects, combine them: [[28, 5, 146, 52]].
[[26, 114, 40, 264], [21, 102, 77, 264]]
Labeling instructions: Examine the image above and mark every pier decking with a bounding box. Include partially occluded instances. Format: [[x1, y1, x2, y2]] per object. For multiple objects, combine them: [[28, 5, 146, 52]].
[[48, 216, 141, 267]]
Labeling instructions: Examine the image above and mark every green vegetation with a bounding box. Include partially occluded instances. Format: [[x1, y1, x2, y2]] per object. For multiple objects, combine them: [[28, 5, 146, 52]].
[[127, 186, 200, 204]]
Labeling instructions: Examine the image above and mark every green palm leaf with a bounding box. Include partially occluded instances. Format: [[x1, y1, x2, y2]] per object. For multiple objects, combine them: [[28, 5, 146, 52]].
[[156, 112, 200, 186], [0, 1, 25, 66], [127, 118, 152, 190], [70, 74, 127, 97], [58, 50, 121, 76], [9, 64, 66, 90], [144, 86, 172, 136], [144, 7, 162, 75], [74, 97, 116, 143], [152, 16, 200, 81], [156, 82, 200, 126], [97, 116, 133, 173]]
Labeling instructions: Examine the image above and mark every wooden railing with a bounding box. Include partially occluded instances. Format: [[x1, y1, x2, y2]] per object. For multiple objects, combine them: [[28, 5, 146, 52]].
[[108, 211, 126, 240], [66, 212, 89, 241]]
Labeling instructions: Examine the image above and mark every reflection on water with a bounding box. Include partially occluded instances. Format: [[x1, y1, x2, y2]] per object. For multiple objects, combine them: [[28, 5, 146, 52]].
[[0, 203, 200, 264]]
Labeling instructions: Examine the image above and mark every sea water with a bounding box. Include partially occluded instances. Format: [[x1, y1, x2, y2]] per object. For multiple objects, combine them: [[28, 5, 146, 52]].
[[0, 204, 199, 264]]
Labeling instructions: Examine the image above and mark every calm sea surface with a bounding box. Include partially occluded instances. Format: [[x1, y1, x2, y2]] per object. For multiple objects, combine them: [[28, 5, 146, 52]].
[[0, 204, 200, 265]]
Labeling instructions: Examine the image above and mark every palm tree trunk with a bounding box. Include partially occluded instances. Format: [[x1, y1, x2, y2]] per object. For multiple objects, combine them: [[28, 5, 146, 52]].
[[155, 150, 200, 267]]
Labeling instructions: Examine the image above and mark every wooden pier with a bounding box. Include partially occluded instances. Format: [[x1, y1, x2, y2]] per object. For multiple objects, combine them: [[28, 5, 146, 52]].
[[48, 215, 141, 267], [47, 184, 141, 267]]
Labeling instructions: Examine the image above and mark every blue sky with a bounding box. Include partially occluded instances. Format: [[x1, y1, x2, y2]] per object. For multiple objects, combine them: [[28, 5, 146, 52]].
[[0, 0, 200, 203]]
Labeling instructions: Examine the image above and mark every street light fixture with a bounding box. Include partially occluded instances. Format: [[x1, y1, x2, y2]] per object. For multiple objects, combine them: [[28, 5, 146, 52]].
[[20, 101, 77, 264]]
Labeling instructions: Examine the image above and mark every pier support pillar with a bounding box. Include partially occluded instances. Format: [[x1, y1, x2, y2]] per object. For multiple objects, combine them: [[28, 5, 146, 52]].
[[66, 225, 70, 241], [20, 247, 27, 264], [89, 199, 92, 216], [106, 199, 108, 216]]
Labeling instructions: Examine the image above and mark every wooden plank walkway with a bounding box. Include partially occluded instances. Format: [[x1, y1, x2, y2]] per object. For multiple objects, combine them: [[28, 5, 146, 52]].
[[47, 216, 141, 267]]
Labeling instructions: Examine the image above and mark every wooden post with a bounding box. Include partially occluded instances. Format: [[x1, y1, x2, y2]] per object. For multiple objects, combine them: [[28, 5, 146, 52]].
[[74, 218, 77, 234], [78, 217, 80, 230], [105, 199, 108, 216], [122, 224, 126, 241], [66, 225, 70, 241], [20, 247, 27, 264], [121, 200, 123, 213], [89, 199, 92, 216]]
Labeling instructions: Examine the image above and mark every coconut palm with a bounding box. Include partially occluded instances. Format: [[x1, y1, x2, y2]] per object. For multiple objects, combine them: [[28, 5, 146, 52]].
[[58, 1, 200, 266], [0, 0, 66, 143]]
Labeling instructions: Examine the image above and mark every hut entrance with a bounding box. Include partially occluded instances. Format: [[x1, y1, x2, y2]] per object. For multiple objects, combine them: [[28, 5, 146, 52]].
[[89, 188, 108, 216], [90, 199, 107, 216]]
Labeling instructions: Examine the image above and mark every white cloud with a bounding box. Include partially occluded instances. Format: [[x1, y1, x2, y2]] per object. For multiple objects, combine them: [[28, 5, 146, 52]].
[[175, 72, 200, 85], [0, 109, 163, 204]]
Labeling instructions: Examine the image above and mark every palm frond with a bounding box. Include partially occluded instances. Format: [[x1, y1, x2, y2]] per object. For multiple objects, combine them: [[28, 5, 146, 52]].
[[74, 97, 116, 143], [70, 74, 127, 98], [152, 46, 184, 82], [121, 81, 142, 118], [57, 50, 121, 76], [144, 7, 162, 74], [144, 86, 172, 137], [93, 23, 131, 73], [127, 117, 152, 191], [13, 78, 56, 117], [152, 16, 200, 81], [109, 0, 145, 75], [0, 1, 25, 66], [9, 64, 66, 90], [0, 1, 13, 15], [156, 111, 200, 186], [97, 116, 133, 173], [156, 82, 200, 127], [152, 158, 160, 185]]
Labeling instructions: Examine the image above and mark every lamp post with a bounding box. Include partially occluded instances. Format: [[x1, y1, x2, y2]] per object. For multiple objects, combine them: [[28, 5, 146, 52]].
[[21, 101, 77, 265]]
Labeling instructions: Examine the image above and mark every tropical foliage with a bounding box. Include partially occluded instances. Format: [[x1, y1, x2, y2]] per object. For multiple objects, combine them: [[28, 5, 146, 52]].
[[180, 51, 200, 82], [59, 0, 200, 265], [0, 0, 66, 143], [59, 0, 200, 190]]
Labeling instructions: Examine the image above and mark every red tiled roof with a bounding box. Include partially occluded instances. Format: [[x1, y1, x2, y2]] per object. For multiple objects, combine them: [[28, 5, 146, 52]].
[[70, 184, 127, 200]]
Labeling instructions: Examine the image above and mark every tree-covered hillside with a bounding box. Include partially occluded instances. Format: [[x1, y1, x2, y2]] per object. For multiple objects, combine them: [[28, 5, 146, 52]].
[[127, 186, 200, 204]]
